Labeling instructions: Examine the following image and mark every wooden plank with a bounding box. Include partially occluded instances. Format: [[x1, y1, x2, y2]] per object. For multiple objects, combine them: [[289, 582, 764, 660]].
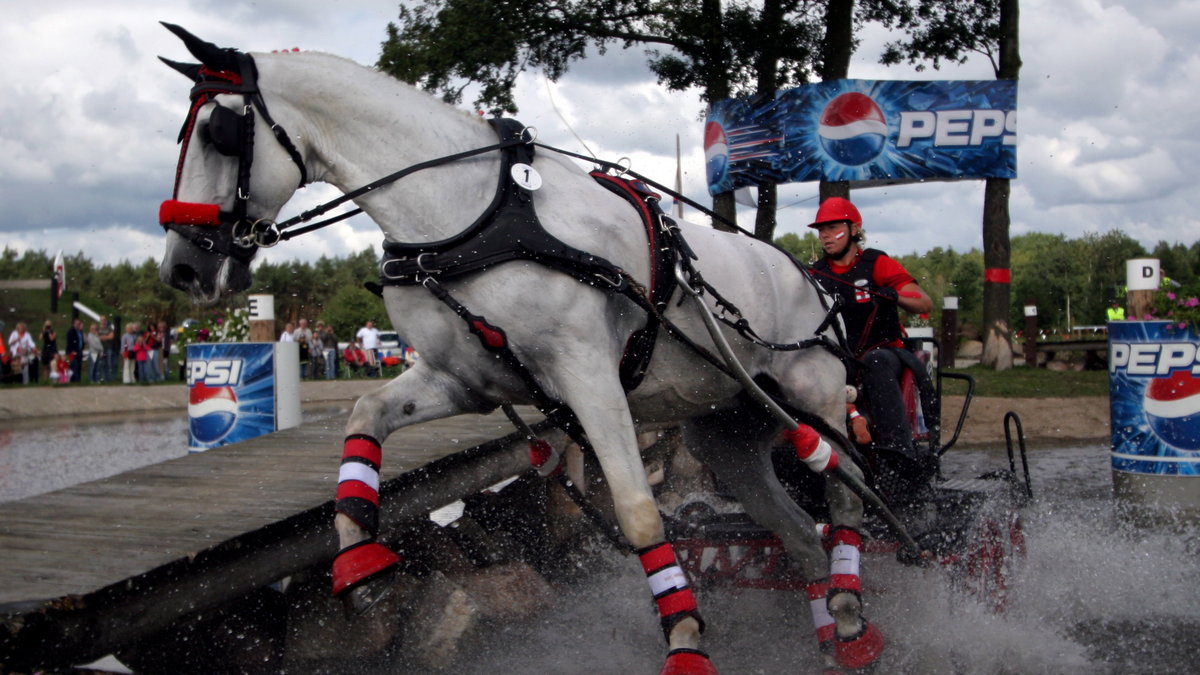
[[0, 408, 539, 606]]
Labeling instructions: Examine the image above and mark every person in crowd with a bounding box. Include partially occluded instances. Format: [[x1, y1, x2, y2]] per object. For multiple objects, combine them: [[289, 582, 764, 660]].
[[293, 318, 313, 345], [8, 322, 37, 384], [1107, 300, 1125, 322], [322, 323, 338, 380], [356, 319, 381, 366], [157, 321, 172, 382], [39, 320, 58, 384], [86, 322, 104, 383], [808, 197, 934, 493], [50, 351, 72, 383], [121, 323, 139, 384], [297, 333, 311, 379], [134, 329, 150, 383], [143, 321, 161, 383], [310, 321, 326, 379], [279, 322, 295, 342], [98, 316, 116, 382], [66, 318, 85, 383], [343, 337, 379, 377]]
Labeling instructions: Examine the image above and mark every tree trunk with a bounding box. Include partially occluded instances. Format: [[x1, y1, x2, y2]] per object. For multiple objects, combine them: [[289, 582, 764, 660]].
[[700, 0, 740, 233], [981, 177, 1013, 370], [752, 0, 785, 241], [817, 0, 855, 210], [980, 0, 1021, 370]]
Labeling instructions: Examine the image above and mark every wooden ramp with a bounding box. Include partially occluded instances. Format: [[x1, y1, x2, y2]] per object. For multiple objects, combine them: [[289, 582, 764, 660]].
[[0, 407, 545, 668]]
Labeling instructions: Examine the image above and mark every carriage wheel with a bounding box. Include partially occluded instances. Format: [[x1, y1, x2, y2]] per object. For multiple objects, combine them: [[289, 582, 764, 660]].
[[957, 509, 1026, 613]]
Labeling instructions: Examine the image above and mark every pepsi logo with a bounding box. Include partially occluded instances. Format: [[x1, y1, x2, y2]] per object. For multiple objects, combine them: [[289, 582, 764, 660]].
[[189, 382, 240, 444], [703, 121, 730, 187], [818, 92, 888, 166], [1142, 370, 1200, 451]]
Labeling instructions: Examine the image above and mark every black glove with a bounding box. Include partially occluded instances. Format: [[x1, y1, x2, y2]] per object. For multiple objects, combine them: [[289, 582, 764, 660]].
[[874, 286, 899, 303]]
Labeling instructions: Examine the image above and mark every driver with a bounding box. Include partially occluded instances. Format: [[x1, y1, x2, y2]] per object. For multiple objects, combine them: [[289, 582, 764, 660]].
[[808, 197, 935, 494]]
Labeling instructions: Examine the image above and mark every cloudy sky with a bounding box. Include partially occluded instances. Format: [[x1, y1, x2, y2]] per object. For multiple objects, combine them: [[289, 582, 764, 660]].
[[2, 0, 1197, 270]]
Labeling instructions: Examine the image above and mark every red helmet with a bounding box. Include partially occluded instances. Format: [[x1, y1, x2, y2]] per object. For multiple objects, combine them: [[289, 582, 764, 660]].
[[808, 197, 862, 228]]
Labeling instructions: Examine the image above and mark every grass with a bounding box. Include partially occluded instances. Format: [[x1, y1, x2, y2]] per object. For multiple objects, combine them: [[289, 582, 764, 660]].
[[941, 364, 1110, 398]]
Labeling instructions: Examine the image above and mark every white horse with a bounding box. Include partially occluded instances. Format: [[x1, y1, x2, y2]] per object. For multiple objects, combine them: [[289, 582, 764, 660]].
[[157, 24, 885, 673]]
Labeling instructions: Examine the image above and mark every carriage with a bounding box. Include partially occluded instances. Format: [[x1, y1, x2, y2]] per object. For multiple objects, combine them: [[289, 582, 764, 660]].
[[155, 24, 1036, 672]]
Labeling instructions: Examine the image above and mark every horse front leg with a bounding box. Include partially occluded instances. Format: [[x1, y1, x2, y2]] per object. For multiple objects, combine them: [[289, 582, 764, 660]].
[[561, 383, 716, 675], [330, 367, 480, 607]]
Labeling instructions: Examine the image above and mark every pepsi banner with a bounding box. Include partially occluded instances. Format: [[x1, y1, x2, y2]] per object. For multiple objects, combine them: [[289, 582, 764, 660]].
[[705, 79, 1017, 193], [1109, 322, 1200, 476], [187, 342, 300, 451]]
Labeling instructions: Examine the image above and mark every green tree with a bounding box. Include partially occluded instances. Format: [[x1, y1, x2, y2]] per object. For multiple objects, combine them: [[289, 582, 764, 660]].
[[319, 285, 390, 346], [774, 231, 822, 263]]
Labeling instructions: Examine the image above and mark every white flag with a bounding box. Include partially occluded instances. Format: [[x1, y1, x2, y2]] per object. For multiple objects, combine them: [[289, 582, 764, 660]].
[[53, 250, 65, 298]]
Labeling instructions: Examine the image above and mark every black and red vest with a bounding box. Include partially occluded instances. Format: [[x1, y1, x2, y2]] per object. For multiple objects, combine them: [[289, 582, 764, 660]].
[[813, 248, 902, 357]]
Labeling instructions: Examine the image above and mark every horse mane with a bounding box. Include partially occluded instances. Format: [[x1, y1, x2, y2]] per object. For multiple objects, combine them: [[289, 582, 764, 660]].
[[249, 50, 485, 133]]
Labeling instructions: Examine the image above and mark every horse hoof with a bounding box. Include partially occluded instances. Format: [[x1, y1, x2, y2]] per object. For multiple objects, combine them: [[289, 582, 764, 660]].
[[331, 540, 401, 612], [341, 567, 399, 617], [660, 647, 718, 675], [834, 620, 884, 670]]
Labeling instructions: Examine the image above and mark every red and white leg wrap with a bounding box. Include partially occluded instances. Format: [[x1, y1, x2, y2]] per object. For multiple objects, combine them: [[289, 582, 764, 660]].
[[638, 541, 705, 638], [336, 434, 383, 535], [806, 579, 836, 649], [660, 648, 718, 675], [828, 527, 863, 595], [331, 539, 401, 596], [783, 424, 839, 473], [528, 438, 563, 477]]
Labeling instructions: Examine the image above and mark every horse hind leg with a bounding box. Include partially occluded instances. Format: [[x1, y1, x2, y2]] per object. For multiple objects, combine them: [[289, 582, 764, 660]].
[[687, 404, 884, 669], [554, 378, 716, 674]]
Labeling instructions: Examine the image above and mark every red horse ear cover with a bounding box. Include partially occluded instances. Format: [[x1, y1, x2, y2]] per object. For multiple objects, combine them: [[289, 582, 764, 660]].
[[160, 199, 221, 226]]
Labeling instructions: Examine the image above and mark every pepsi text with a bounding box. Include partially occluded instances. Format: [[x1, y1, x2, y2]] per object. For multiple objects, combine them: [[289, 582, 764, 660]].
[[896, 109, 1017, 148], [1110, 342, 1200, 377], [188, 358, 244, 386]]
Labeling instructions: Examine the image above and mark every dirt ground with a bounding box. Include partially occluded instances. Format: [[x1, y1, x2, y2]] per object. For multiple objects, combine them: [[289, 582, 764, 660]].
[[0, 382, 1110, 446]]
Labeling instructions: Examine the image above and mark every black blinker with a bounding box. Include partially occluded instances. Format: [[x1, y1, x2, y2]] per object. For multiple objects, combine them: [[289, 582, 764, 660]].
[[207, 104, 245, 157]]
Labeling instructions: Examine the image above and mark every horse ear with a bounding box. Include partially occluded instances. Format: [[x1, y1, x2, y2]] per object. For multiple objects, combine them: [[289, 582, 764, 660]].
[[158, 56, 202, 81], [160, 21, 241, 72]]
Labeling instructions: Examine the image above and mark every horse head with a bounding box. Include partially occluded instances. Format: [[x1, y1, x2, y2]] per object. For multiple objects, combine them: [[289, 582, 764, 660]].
[[157, 23, 308, 305]]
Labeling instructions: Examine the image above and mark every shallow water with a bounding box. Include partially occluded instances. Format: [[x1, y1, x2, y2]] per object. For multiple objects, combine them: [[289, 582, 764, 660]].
[[429, 443, 1200, 674], [3, 414, 1196, 673], [0, 405, 352, 504]]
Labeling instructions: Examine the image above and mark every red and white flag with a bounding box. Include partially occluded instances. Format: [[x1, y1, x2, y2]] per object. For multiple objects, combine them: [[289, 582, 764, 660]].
[[53, 250, 65, 298]]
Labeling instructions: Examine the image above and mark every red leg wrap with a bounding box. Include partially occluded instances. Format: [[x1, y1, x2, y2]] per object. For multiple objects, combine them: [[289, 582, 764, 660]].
[[806, 579, 836, 647], [331, 540, 401, 596], [660, 648, 718, 675], [336, 435, 383, 535], [829, 526, 863, 594], [834, 620, 885, 670], [783, 424, 839, 472], [639, 542, 705, 637]]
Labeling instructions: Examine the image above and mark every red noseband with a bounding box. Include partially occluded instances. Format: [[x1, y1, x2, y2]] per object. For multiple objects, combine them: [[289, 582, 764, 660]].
[[160, 199, 223, 227]]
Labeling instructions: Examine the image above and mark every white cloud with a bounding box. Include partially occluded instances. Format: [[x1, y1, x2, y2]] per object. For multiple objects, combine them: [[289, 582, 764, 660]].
[[0, 0, 1198, 273]]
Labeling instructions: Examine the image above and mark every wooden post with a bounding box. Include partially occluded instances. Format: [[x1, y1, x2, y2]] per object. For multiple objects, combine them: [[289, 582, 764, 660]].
[[940, 296, 958, 368], [1023, 303, 1038, 367], [1126, 258, 1160, 320], [247, 294, 275, 343]]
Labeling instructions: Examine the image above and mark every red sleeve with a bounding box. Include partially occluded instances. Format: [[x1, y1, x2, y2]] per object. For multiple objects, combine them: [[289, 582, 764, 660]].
[[872, 254, 916, 290]]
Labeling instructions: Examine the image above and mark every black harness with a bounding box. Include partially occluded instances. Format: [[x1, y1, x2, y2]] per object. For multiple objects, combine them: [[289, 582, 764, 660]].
[[375, 120, 688, 439]]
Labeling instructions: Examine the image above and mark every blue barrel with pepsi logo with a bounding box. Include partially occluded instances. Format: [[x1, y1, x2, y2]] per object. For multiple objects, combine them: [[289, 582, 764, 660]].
[[187, 342, 300, 451], [1109, 321, 1200, 522]]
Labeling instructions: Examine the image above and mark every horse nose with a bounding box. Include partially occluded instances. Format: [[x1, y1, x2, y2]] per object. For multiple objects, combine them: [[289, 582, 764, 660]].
[[164, 262, 198, 291]]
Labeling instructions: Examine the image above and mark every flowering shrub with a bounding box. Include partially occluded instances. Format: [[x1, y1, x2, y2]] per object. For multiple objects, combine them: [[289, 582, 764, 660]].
[[1145, 283, 1200, 333], [177, 307, 249, 346]]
